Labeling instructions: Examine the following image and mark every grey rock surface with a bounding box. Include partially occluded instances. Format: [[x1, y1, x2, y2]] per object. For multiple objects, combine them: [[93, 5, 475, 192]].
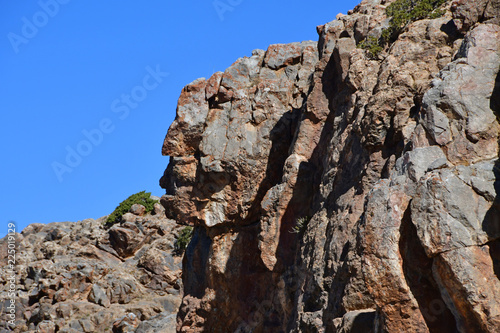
[[0, 213, 183, 333]]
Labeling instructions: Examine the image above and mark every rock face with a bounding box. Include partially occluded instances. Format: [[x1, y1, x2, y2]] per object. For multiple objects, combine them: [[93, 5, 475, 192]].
[[160, 0, 500, 332], [0, 204, 184, 333]]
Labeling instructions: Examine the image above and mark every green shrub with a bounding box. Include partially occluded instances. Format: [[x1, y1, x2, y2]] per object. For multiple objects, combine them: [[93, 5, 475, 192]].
[[358, 36, 384, 59], [174, 226, 194, 253], [358, 0, 447, 57], [290, 216, 310, 234], [105, 191, 158, 227], [384, 0, 446, 42]]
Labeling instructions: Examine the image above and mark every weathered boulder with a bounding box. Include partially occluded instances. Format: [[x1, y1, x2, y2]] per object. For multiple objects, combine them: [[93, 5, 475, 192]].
[[135, 312, 177, 333], [129, 203, 146, 216], [451, 0, 500, 32]]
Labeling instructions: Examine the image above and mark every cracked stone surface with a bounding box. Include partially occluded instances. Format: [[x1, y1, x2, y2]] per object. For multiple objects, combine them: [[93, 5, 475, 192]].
[[2, 0, 499, 332], [160, 0, 500, 332], [0, 204, 183, 333]]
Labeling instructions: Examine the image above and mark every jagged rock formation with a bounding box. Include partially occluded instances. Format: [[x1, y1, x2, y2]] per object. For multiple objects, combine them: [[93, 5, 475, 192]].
[[160, 0, 500, 332], [0, 203, 183, 333]]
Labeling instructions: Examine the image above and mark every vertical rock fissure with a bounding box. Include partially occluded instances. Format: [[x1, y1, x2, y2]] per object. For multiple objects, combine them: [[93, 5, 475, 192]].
[[491, 69, 500, 117], [487, 70, 500, 280], [488, 239, 500, 280], [399, 203, 458, 333], [244, 107, 302, 225]]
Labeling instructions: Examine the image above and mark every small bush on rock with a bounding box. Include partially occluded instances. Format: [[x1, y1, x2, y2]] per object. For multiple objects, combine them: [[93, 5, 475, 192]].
[[383, 0, 447, 42], [357, 0, 447, 57], [290, 216, 310, 234], [175, 226, 194, 254], [358, 36, 384, 59], [105, 191, 158, 227]]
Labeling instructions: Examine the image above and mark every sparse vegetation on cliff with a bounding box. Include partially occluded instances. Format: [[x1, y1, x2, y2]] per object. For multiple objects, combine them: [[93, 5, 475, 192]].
[[358, 35, 384, 58], [383, 0, 446, 41], [290, 216, 310, 234], [105, 191, 158, 227], [175, 226, 194, 253], [358, 0, 447, 57]]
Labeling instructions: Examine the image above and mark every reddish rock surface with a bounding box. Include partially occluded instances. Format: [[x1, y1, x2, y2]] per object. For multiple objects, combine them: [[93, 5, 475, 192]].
[[1, 1, 499, 332], [160, 0, 500, 332]]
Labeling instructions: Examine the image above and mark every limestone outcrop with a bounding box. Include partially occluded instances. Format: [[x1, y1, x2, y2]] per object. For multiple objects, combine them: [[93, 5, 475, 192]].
[[160, 0, 500, 332]]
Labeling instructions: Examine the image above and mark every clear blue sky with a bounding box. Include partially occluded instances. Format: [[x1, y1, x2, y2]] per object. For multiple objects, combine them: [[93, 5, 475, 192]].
[[0, 0, 360, 237]]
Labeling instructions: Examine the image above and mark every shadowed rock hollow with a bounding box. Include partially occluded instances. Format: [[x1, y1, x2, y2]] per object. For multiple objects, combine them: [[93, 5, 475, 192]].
[[160, 0, 500, 332]]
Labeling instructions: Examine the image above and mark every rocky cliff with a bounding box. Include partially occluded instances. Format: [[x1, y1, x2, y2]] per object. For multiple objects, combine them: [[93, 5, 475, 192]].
[[160, 0, 500, 332], [1, 0, 499, 332]]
